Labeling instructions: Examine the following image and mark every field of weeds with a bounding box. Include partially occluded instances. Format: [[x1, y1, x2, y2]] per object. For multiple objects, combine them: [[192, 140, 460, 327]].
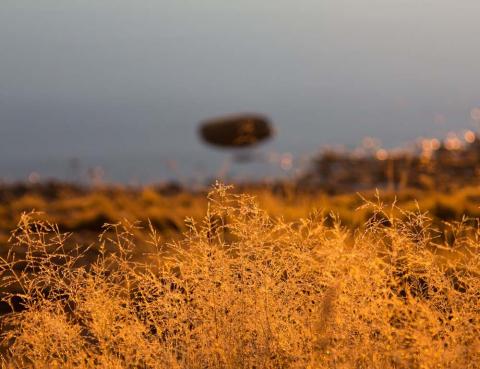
[[3, 182, 480, 249], [0, 183, 479, 368]]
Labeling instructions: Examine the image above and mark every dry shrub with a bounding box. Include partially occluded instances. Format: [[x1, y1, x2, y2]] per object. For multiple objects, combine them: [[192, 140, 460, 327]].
[[0, 184, 479, 368]]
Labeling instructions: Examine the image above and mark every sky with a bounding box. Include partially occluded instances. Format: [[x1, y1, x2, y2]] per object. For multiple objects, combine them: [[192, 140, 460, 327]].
[[1, 0, 479, 182]]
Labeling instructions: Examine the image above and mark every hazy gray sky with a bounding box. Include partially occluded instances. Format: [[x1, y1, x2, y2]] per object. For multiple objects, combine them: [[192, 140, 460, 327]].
[[1, 0, 479, 181]]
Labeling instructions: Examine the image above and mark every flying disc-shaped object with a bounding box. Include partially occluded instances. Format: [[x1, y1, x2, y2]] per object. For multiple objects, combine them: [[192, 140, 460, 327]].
[[199, 113, 273, 148]]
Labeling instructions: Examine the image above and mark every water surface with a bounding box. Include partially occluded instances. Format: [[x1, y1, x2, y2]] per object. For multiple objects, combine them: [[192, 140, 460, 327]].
[[1, 0, 479, 183]]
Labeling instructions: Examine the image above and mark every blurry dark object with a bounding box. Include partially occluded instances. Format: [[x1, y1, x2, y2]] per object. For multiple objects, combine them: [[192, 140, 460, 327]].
[[199, 113, 273, 148]]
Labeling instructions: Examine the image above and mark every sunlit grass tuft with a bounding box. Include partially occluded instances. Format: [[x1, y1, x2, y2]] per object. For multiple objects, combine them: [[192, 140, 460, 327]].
[[0, 184, 479, 368]]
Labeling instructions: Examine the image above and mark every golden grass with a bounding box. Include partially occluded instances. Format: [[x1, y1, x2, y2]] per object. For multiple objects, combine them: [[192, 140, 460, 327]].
[[3, 183, 480, 246], [0, 184, 479, 368]]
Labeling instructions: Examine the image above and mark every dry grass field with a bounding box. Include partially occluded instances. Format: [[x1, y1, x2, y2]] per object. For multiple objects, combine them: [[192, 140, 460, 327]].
[[2, 181, 480, 247], [0, 183, 479, 368]]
